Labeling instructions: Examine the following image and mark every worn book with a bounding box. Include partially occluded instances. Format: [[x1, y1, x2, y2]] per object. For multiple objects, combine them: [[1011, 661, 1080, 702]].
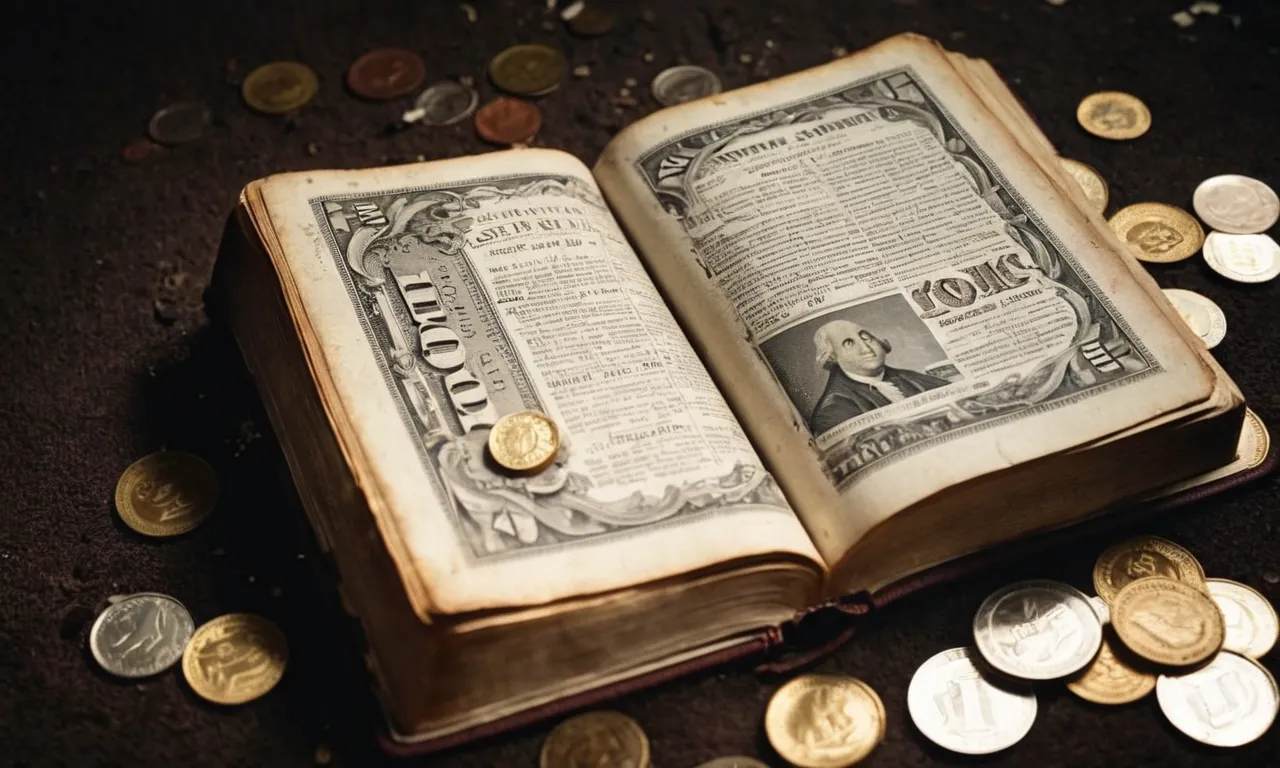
[[214, 33, 1269, 753]]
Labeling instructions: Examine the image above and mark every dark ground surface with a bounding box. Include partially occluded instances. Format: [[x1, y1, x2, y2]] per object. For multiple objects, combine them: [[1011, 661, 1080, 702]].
[[3, 1, 1280, 766]]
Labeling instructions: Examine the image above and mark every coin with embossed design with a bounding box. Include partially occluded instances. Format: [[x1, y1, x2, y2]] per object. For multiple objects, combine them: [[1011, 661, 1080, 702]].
[[347, 48, 426, 100], [540, 711, 649, 768], [907, 647, 1037, 754], [1093, 535, 1205, 603], [489, 411, 559, 472], [474, 97, 542, 145], [182, 613, 288, 705], [1162, 289, 1226, 350], [1157, 651, 1279, 747], [1077, 91, 1151, 140], [1206, 579, 1279, 659], [1108, 203, 1204, 264], [1203, 232, 1280, 283], [1111, 577, 1224, 667], [489, 44, 565, 96], [1066, 629, 1155, 704], [90, 593, 195, 678], [242, 61, 319, 114], [765, 674, 884, 767], [651, 65, 722, 106], [1059, 157, 1109, 214], [115, 451, 218, 536], [1193, 175, 1280, 234], [1243, 409, 1270, 469], [973, 579, 1102, 680]]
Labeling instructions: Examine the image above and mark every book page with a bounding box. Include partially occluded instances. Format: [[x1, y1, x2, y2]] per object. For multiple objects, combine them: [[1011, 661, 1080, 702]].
[[595, 34, 1216, 567], [250, 149, 821, 616]]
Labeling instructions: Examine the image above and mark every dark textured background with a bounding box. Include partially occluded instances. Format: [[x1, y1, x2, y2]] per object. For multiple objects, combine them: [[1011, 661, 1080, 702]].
[[4, 1, 1280, 766]]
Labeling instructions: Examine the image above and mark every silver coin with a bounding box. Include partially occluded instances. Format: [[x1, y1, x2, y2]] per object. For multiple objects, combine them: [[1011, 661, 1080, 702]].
[[1207, 579, 1279, 658], [89, 592, 194, 678], [413, 81, 479, 126], [651, 65, 722, 106], [1203, 232, 1280, 283], [973, 579, 1102, 680], [908, 647, 1037, 754], [1193, 175, 1280, 234], [1157, 651, 1279, 747], [1088, 594, 1111, 625], [1162, 288, 1227, 350], [694, 758, 771, 768], [147, 102, 211, 145]]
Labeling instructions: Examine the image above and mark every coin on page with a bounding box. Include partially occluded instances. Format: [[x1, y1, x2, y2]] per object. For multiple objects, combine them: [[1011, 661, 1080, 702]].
[[1092, 536, 1205, 603], [540, 711, 650, 768], [1111, 577, 1224, 667], [1193, 175, 1280, 234], [908, 647, 1036, 754], [1157, 652, 1278, 747], [764, 675, 885, 767], [973, 579, 1102, 680], [488, 411, 560, 472], [1207, 579, 1279, 658], [90, 593, 194, 678], [1108, 203, 1204, 263]]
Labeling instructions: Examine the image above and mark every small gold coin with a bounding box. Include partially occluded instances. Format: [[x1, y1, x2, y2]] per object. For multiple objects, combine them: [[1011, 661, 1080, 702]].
[[1093, 535, 1205, 603], [115, 450, 218, 536], [764, 674, 885, 768], [1066, 629, 1156, 704], [1108, 203, 1205, 263], [1059, 157, 1109, 214], [242, 61, 320, 114], [540, 710, 649, 768], [1244, 409, 1271, 469], [1077, 91, 1151, 140], [488, 411, 560, 473], [1206, 578, 1280, 658], [182, 613, 288, 705], [489, 44, 566, 96], [1111, 577, 1224, 667]]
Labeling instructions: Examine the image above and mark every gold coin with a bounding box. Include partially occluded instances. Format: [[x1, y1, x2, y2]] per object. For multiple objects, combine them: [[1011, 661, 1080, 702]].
[[764, 674, 885, 768], [182, 613, 288, 705], [242, 61, 320, 114], [1077, 91, 1151, 140], [114, 450, 217, 536], [488, 411, 560, 473], [1058, 157, 1109, 214], [489, 44, 566, 96], [540, 710, 649, 768], [1108, 203, 1205, 264], [1111, 577, 1224, 667], [1093, 535, 1205, 603], [1244, 409, 1270, 469], [1066, 629, 1155, 704]]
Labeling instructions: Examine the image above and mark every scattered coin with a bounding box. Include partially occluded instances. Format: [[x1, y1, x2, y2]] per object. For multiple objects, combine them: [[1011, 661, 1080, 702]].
[[1157, 651, 1279, 747], [122, 139, 162, 164], [1108, 203, 1205, 264], [1088, 594, 1111, 625], [568, 6, 616, 36], [89, 593, 194, 678], [411, 81, 479, 126], [1243, 408, 1271, 469], [115, 450, 218, 536], [1066, 630, 1156, 705], [147, 102, 211, 146], [182, 613, 288, 705], [1162, 288, 1227, 350], [908, 647, 1036, 754], [764, 674, 885, 767], [1076, 91, 1151, 140], [1059, 157, 1109, 214], [1111, 577, 1224, 667], [243, 61, 320, 114], [1202, 232, 1280, 283], [1093, 535, 1206, 603], [347, 48, 426, 100], [1206, 578, 1279, 658], [474, 98, 542, 145], [973, 579, 1102, 680], [1192, 175, 1280, 234], [488, 410, 559, 472], [651, 65, 723, 106], [694, 759, 770, 768], [489, 44, 566, 96], [539, 710, 649, 768]]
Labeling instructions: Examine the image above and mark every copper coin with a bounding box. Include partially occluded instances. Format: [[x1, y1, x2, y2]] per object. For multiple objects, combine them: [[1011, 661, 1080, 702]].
[[475, 98, 542, 145], [122, 139, 162, 163], [347, 48, 426, 100]]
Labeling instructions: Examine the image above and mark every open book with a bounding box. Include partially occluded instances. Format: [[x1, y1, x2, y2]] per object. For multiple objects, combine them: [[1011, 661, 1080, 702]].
[[215, 33, 1258, 751]]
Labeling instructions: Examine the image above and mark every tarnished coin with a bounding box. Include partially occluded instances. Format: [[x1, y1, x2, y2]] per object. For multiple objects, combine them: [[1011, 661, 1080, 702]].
[[474, 98, 542, 145], [764, 674, 885, 767], [1157, 651, 1279, 747], [1066, 629, 1156, 704], [1243, 409, 1270, 469], [1089, 595, 1111, 625], [1093, 535, 1206, 603], [488, 411, 559, 472], [568, 6, 617, 36], [973, 579, 1102, 680], [1193, 175, 1280, 234], [1059, 157, 1109, 214], [182, 613, 288, 705], [1111, 577, 1224, 667], [540, 711, 649, 768], [1162, 288, 1227, 350], [147, 102, 211, 146], [347, 48, 425, 100], [89, 593, 194, 678], [115, 450, 218, 536], [1077, 91, 1151, 140], [1108, 203, 1205, 263], [411, 81, 479, 126], [489, 44, 566, 96], [1207, 578, 1279, 658], [1203, 232, 1280, 283], [651, 65, 722, 106], [242, 61, 319, 114], [694, 759, 770, 768], [122, 139, 162, 164], [907, 647, 1037, 754]]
